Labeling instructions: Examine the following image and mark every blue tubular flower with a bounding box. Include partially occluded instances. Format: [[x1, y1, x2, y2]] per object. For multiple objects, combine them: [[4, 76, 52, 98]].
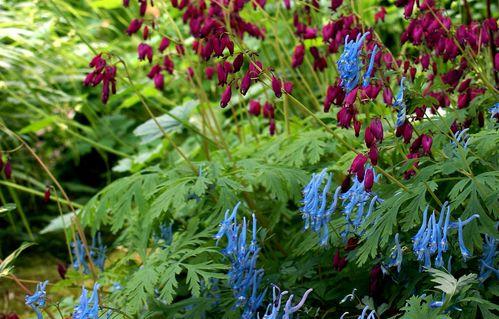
[[154, 223, 173, 247], [90, 232, 106, 271], [71, 235, 89, 274], [450, 128, 470, 155], [479, 235, 499, 282], [300, 169, 341, 245], [73, 283, 100, 319], [337, 32, 370, 93], [387, 233, 403, 272], [362, 45, 378, 87], [489, 102, 499, 121], [412, 203, 479, 269], [340, 169, 381, 239], [457, 218, 471, 261], [216, 203, 264, 318], [429, 293, 446, 308], [25, 280, 48, 319], [393, 77, 406, 128], [260, 285, 313, 319]]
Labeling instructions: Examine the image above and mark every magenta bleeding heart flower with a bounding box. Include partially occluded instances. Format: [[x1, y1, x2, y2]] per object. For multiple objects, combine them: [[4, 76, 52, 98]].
[[220, 85, 232, 108], [84, 54, 118, 104]]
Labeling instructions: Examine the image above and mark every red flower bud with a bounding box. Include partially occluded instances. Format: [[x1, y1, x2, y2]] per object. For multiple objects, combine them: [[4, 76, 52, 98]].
[[272, 76, 282, 98], [368, 144, 379, 166], [344, 237, 359, 251], [269, 118, 276, 135], [383, 87, 393, 105], [421, 134, 432, 155], [240, 72, 251, 95], [283, 81, 293, 94], [349, 154, 368, 174], [220, 85, 232, 108], [232, 53, 244, 72], [142, 26, 149, 40], [159, 37, 170, 52], [153, 73, 164, 90], [126, 19, 143, 36], [248, 100, 261, 116], [205, 66, 215, 80], [4, 159, 12, 179], [263, 102, 275, 119], [44, 187, 51, 203], [364, 168, 374, 191]]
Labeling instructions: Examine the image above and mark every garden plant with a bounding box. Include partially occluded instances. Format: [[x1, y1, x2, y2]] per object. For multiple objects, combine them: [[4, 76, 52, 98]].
[[0, 0, 498, 318]]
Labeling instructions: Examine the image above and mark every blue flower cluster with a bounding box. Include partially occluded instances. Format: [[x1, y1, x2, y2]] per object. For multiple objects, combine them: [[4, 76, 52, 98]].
[[300, 169, 341, 245], [450, 128, 470, 153], [340, 170, 382, 239], [337, 32, 371, 93], [479, 234, 498, 282], [413, 202, 479, 268], [260, 285, 313, 319], [387, 233, 403, 272], [25, 280, 48, 319], [72, 233, 107, 273], [73, 283, 100, 319], [340, 305, 376, 319], [215, 203, 265, 319], [393, 77, 406, 128], [154, 223, 173, 247]]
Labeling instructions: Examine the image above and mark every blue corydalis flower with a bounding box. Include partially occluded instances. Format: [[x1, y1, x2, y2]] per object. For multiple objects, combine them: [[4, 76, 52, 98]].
[[479, 234, 499, 282], [154, 223, 173, 247], [73, 283, 100, 319], [450, 128, 470, 155], [412, 202, 479, 268], [215, 203, 265, 318], [489, 102, 499, 121], [340, 169, 382, 239], [25, 280, 48, 319], [90, 232, 106, 271], [337, 32, 370, 93], [260, 285, 313, 319], [300, 169, 341, 245], [71, 236, 89, 274], [393, 77, 406, 128], [387, 233, 403, 272], [362, 45, 378, 87]]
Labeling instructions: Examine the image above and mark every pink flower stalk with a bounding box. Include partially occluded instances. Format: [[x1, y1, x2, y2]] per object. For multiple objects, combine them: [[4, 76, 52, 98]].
[[159, 37, 170, 52], [248, 100, 261, 116], [220, 85, 232, 108], [272, 76, 282, 98], [126, 19, 143, 36], [138, 43, 153, 63]]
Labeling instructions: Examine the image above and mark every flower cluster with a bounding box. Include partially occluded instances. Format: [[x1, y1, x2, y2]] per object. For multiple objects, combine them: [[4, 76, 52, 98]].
[[215, 203, 265, 319], [479, 234, 498, 282], [340, 171, 382, 239], [412, 202, 479, 268], [71, 233, 107, 273], [25, 280, 48, 319], [337, 32, 376, 93], [259, 285, 313, 319], [247, 99, 279, 136], [72, 283, 100, 319], [300, 169, 341, 245], [340, 305, 377, 319], [83, 54, 117, 104]]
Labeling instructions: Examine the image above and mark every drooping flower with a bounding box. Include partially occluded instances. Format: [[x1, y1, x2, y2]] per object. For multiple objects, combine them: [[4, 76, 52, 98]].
[[215, 203, 265, 318], [362, 45, 378, 87], [137, 43, 153, 63], [25, 281, 49, 319], [271, 76, 282, 98], [479, 235, 499, 282], [72, 283, 100, 319], [220, 85, 232, 108], [300, 169, 341, 245], [90, 233, 106, 271], [387, 233, 403, 272], [489, 102, 499, 121], [393, 77, 406, 128], [450, 128, 470, 156], [159, 37, 170, 52], [412, 202, 479, 268], [337, 32, 370, 93], [248, 100, 261, 116], [126, 19, 143, 36], [260, 285, 313, 319], [72, 235, 89, 274]]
